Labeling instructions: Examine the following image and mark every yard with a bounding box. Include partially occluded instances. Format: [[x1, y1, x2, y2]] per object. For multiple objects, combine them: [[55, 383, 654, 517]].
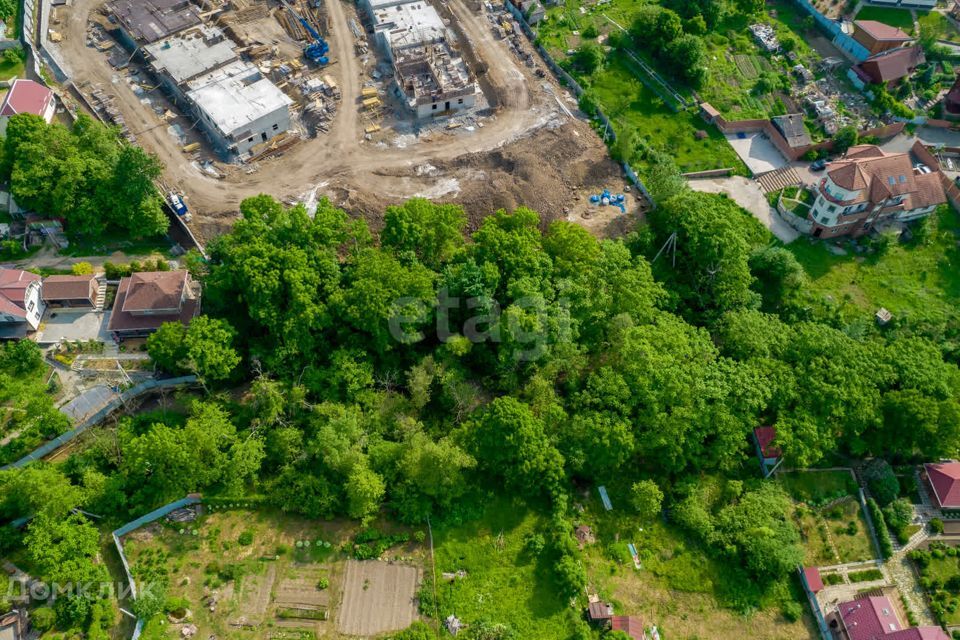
[[122, 509, 424, 640], [853, 6, 918, 33], [426, 498, 578, 639], [911, 542, 960, 626], [584, 52, 747, 175], [787, 205, 960, 324], [792, 498, 876, 566], [579, 497, 814, 640], [918, 11, 960, 43], [778, 470, 858, 506]]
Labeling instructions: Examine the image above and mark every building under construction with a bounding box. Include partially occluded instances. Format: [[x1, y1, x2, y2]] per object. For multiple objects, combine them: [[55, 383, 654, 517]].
[[362, 0, 476, 117], [110, 5, 293, 160]]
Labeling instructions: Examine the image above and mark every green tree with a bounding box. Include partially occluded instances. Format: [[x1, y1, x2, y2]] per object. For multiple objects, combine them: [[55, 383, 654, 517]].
[[571, 42, 604, 74], [183, 316, 241, 381], [145, 322, 188, 374], [345, 464, 385, 521], [630, 479, 664, 520], [833, 126, 859, 155], [381, 198, 466, 269]]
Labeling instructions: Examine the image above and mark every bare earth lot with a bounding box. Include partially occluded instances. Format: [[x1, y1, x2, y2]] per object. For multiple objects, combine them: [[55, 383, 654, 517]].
[[54, 0, 635, 242], [336, 560, 420, 636]]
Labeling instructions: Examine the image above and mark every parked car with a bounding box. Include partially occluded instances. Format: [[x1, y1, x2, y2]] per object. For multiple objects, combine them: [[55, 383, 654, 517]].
[[810, 159, 826, 171], [914, 164, 932, 174]]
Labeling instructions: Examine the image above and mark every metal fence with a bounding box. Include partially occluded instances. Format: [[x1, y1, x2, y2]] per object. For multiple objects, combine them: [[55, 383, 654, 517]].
[[505, 2, 655, 207], [790, 0, 870, 62], [1, 376, 198, 471], [112, 495, 202, 640]]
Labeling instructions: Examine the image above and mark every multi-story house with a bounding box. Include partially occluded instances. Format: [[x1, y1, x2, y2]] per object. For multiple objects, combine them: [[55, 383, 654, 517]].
[[807, 145, 946, 238], [0, 269, 44, 338]]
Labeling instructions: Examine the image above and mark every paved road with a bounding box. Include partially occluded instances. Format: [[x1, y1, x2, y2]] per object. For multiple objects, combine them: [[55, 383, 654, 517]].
[[687, 175, 801, 243]]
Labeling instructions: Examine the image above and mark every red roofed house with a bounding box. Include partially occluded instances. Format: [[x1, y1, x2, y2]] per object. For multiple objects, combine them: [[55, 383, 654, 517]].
[[753, 426, 781, 476], [587, 600, 613, 624], [831, 594, 949, 640], [0, 79, 55, 135], [0, 268, 44, 338], [852, 20, 913, 56], [802, 566, 824, 594], [106, 271, 200, 340], [611, 615, 645, 640], [851, 46, 925, 88], [808, 145, 946, 239], [924, 462, 960, 510]]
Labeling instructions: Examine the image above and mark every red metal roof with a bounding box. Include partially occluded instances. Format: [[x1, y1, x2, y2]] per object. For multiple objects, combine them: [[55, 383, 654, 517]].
[[0, 79, 53, 118], [754, 426, 781, 458], [803, 567, 824, 593], [855, 20, 912, 42], [839, 595, 901, 639], [0, 269, 39, 319], [925, 462, 960, 509], [611, 616, 644, 640]]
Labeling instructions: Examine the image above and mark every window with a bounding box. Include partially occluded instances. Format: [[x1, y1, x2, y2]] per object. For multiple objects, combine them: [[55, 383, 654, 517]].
[[248, 136, 254, 143], [827, 204, 836, 213], [27, 301, 34, 312], [273, 124, 279, 131], [457, 98, 463, 104], [432, 104, 437, 110], [888, 176, 896, 186]]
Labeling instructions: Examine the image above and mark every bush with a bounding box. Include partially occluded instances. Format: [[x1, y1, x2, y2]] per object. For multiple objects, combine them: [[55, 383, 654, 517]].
[[238, 531, 254, 546], [782, 600, 802, 622], [864, 459, 899, 507], [71, 261, 94, 276], [31, 607, 56, 633], [931, 518, 945, 534], [581, 24, 598, 39], [317, 577, 329, 590]]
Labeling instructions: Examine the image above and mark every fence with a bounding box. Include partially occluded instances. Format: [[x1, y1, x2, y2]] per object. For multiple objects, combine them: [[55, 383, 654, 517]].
[[113, 495, 202, 640], [506, 2, 655, 206], [0, 376, 199, 471], [789, 0, 870, 62]]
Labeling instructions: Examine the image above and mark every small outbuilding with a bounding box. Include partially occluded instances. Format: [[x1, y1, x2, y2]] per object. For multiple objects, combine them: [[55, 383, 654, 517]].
[[753, 426, 781, 477], [802, 566, 824, 594], [0, 79, 56, 135], [587, 600, 613, 624], [42, 275, 98, 308], [611, 615, 645, 640]]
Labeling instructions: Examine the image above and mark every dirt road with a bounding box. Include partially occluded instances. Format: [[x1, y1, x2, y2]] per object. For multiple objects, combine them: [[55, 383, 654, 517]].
[[56, 0, 628, 240]]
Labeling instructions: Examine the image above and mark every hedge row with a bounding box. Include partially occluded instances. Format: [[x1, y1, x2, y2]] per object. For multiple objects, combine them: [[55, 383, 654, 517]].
[[866, 497, 894, 559]]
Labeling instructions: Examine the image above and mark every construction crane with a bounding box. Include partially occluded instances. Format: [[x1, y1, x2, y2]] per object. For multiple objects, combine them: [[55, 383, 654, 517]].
[[279, 0, 330, 65]]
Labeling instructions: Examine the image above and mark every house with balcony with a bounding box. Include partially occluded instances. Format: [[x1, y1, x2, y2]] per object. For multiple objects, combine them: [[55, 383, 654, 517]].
[[106, 270, 200, 340], [807, 145, 946, 238]]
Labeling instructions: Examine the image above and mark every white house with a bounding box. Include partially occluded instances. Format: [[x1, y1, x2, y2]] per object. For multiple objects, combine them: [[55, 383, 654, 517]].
[[0, 269, 45, 336], [808, 145, 945, 238]]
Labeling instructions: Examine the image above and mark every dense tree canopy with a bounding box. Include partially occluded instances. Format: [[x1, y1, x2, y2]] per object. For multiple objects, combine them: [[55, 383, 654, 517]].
[[1, 114, 167, 237]]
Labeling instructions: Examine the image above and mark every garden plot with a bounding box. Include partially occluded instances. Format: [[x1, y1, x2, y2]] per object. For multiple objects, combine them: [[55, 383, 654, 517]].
[[336, 560, 420, 636], [122, 509, 391, 639]]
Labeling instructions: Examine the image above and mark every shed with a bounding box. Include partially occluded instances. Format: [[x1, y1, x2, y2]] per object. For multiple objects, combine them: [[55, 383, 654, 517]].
[[611, 615, 645, 640], [802, 566, 824, 593], [42, 275, 98, 308], [587, 600, 613, 622]]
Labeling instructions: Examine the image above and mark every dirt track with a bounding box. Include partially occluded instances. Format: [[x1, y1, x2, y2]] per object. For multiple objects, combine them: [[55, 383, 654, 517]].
[[57, 0, 632, 242]]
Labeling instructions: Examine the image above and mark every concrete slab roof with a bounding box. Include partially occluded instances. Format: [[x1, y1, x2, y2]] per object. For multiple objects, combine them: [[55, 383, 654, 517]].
[[107, 0, 202, 44], [186, 60, 292, 138], [144, 26, 238, 84], [373, 1, 447, 49]]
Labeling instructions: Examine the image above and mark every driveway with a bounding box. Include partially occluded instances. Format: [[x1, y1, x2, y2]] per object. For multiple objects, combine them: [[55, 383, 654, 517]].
[[35, 310, 111, 345], [688, 176, 801, 244], [725, 132, 789, 175]]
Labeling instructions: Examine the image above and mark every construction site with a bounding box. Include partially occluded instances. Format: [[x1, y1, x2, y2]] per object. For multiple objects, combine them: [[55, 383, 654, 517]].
[[46, 0, 642, 241]]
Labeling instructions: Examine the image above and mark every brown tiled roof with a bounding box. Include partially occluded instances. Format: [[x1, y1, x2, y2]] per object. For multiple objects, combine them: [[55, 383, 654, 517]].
[[828, 162, 871, 191], [858, 46, 925, 83], [108, 271, 199, 334], [845, 145, 888, 160], [120, 271, 188, 313], [855, 20, 912, 42], [910, 172, 947, 209], [829, 148, 915, 195], [42, 275, 96, 302]]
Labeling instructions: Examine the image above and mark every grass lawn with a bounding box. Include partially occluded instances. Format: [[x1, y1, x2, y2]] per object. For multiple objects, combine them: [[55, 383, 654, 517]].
[[0, 57, 22, 81], [585, 52, 747, 175], [578, 491, 813, 640], [62, 231, 173, 257], [786, 205, 960, 324], [854, 6, 918, 33], [778, 470, 857, 505], [918, 11, 960, 43], [914, 548, 960, 626], [429, 498, 576, 639]]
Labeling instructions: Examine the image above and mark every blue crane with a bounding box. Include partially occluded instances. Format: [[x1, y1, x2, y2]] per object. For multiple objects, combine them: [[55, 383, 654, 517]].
[[280, 0, 330, 65]]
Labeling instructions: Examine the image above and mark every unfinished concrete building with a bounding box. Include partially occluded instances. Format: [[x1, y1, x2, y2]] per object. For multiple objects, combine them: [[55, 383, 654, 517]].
[[363, 0, 477, 117], [186, 60, 293, 158], [134, 22, 291, 160], [106, 0, 202, 47]]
